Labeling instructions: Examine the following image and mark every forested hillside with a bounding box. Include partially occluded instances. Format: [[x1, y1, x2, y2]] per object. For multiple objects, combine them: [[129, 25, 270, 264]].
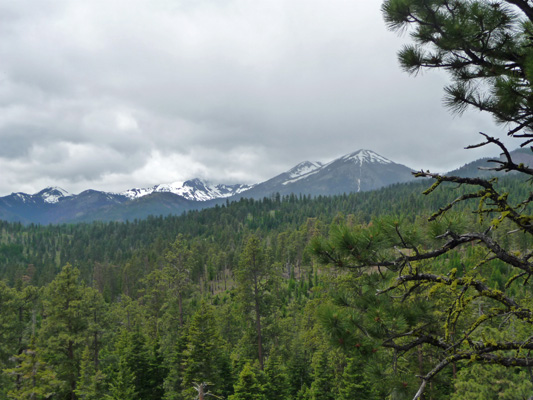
[[0, 172, 532, 399]]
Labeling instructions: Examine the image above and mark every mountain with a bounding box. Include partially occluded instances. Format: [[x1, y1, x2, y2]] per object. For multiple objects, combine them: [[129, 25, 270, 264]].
[[238, 149, 414, 199], [447, 148, 533, 178], [121, 179, 253, 201], [0, 149, 416, 224], [0, 188, 130, 224]]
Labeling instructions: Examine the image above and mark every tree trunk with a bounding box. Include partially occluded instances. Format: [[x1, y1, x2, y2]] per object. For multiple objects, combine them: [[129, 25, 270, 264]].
[[254, 279, 263, 370], [178, 291, 183, 327]]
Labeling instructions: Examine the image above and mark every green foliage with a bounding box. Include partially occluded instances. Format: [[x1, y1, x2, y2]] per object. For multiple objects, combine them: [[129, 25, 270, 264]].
[[308, 351, 335, 400], [106, 354, 137, 400], [75, 346, 106, 400], [235, 235, 282, 369], [229, 362, 266, 400], [1, 160, 533, 399], [451, 364, 533, 400], [39, 264, 92, 399], [4, 340, 62, 400], [182, 301, 227, 396], [338, 357, 377, 400], [264, 353, 290, 400], [382, 0, 533, 134]]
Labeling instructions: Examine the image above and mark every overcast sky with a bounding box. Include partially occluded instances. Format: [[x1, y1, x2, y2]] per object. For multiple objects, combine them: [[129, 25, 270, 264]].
[[0, 0, 513, 195]]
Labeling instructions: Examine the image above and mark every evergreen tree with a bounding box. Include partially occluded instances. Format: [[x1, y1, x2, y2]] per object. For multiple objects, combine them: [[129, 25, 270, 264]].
[[164, 235, 192, 327], [163, 331, 188, 400], [106, 354, 137, 400], [5, 339, 62, 400], [39, 264, 90, 400], [308, 351, 334, 400], [286, 340, 312, 398], [228, 362, 265, 400], [264, 353, 290, 400], [338, 357, 375, 400], [235, 236, 280, 369], [124, 329, 160, 400], [451, 363, 533, 400], [75, 346, 106, 400], [182, 301, 226, 397], [382, 0, 533, 140]]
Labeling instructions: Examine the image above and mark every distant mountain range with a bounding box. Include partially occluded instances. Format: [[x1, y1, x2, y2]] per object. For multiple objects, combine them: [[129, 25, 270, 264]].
[[1, 148, 531, 224]]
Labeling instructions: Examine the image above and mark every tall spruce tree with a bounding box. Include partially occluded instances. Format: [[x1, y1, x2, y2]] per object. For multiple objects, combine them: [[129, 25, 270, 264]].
[[308, 351, 335, 400], [106, 354, 137, 400], [4, 339, 62, 400], [228, 362, 266, 400], [75, 346, 106, 400], [182, 300, 227, 397], [163, 235, 192, 327], [39, 264, 91, 400], [235, 236, 281, 370], [338, 357, 376, 400], [264, 353, 290, 400]]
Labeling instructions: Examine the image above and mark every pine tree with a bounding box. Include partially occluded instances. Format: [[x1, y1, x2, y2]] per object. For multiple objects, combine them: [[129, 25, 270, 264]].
[[382, 0, 533, 139], [338, 357, 376, 400], [164, 235, 192, 327], [264, 353, 290, 400], [235, 236, 281, 370], [5, 339, 62, 400], [75, 346, 106, 400], [228, 362, 265, 400], [106, 354, 137, 400], [125, 329, 154, 400], [182, 301, 226, 397], [163, 331, 188, 400], [308, 351, 335, 400], [286, 340, 312, 398], [38, 264, 90, 400]]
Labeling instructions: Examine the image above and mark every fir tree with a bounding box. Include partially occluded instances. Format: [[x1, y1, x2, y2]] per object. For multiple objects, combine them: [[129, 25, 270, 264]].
[[338, 357, 376, 400], [163, 331, 188, 400], [228, 362, 266, 400], [5, 339, 62, 400], [38, 264, 90, 400], [182, 301, 226, 397], [164, 235, 192, 327], [106, 354, 137, 400], [75, 345, 106, 400], [235, 236, 281, 369], [308, 351, 334, 400], [264, 353, 290, 400]]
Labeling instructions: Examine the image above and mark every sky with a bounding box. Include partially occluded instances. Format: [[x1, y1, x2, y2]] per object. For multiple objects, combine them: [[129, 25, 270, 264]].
[[0, 0, 514, 196]]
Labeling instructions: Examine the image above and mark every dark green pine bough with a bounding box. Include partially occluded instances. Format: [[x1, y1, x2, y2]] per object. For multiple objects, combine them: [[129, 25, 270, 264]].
[[314, 0, 533, 399]]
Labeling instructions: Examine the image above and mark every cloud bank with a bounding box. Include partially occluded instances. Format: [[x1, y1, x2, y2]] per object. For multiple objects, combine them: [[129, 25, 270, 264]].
[[0, 0, 506, 195]]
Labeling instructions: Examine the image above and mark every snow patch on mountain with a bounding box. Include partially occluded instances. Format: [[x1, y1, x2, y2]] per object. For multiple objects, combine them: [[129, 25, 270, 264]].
[[342, 149, 392, 165], [14, 193, 31, 203], [283, 150, 394, 186], [36, 187, 71, 204], [121, 179, 254, 202], [287, 161, 323, 179]]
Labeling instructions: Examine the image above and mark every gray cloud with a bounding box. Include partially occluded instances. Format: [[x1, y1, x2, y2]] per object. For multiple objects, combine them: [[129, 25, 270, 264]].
[[0, 0, 509, 195]]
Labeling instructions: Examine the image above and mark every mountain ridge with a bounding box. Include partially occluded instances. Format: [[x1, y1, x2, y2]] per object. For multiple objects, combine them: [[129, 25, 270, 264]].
[[3, 148, 526, 224]]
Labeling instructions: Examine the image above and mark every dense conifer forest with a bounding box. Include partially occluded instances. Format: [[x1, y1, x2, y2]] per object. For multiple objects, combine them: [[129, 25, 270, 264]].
[[5, 0, 533, 397], [1, 173, 533, 399]]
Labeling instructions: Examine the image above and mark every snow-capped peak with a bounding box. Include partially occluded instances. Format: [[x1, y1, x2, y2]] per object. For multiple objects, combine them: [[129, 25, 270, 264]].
[[287, 161, 323, 179], [341, 149, 392, 166], [121, 179, 253, 202], [36, 187, 70, 204]]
